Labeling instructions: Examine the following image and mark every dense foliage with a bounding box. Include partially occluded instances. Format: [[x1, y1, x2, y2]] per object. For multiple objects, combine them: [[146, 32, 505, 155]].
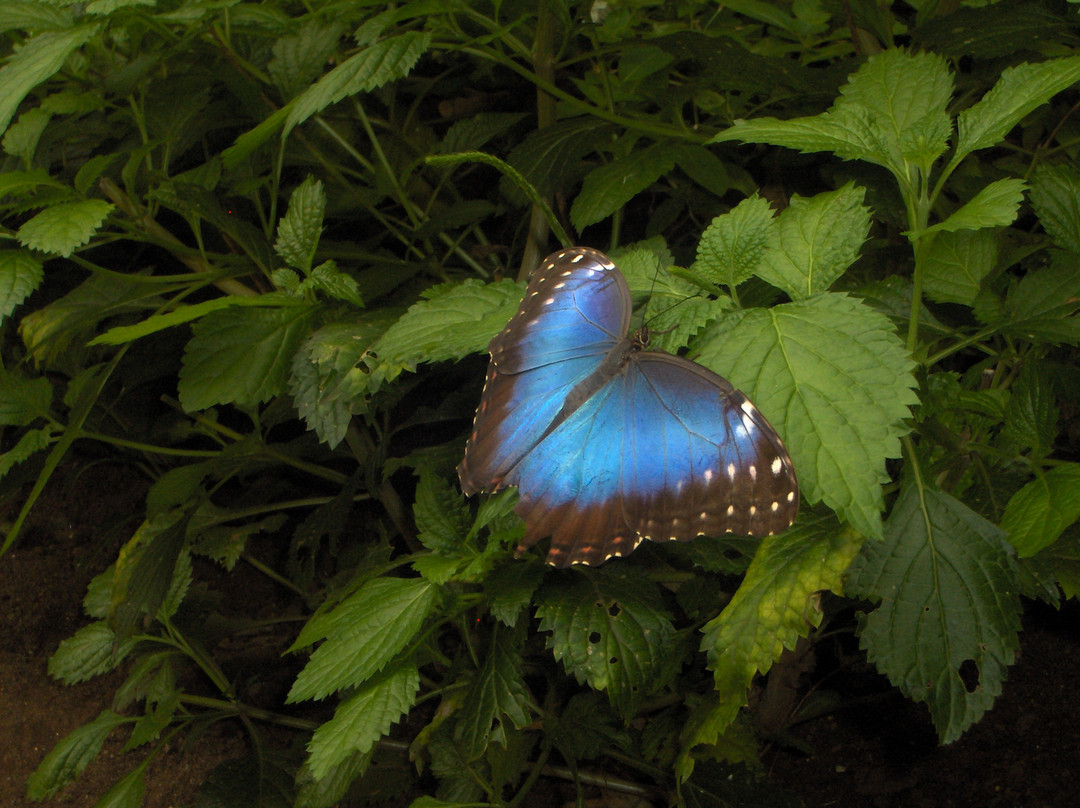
[[2, 0, 1079, 805]]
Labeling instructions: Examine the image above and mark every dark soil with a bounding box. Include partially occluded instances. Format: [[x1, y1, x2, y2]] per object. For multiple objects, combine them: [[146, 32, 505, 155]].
[[3, 463, 1078, 808]]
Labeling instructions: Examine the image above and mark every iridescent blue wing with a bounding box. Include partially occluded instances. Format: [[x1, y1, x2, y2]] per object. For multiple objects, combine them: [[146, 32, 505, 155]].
[[458, 248, 631, 495], [504, 351, 798, 566]]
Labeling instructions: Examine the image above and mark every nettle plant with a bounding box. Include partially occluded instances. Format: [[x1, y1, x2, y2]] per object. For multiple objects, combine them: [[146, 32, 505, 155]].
[[2, 0, 1080, 805]]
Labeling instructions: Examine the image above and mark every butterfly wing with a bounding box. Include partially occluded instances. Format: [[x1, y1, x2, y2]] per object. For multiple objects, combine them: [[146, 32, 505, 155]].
[[458, 248, 632, 495], [507, 351, 798, 566]]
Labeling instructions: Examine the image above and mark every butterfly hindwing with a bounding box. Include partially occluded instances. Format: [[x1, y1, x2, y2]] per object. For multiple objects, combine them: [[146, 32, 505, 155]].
[[459, 247, 798, 566], [506, 350, 798, 566]]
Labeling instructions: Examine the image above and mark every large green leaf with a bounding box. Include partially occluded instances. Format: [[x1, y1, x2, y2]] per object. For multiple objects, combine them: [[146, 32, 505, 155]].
[[179, 302, 316, 412], [0, 365, 51, 426], [922, 229, 998, 306], [1029, 163, 1080, 254], [923, 178, 1026, 235], [695, 292, 917, 539], [48, 621, 136, 684], [288, 577, 437, 702], [847, 484, 1022, 743], [570, 144, 677, 230], [757, 183, 870, 299], [537, 568, 675, 718], [0, 249, 43, 321], [274, 176, 326, 275]]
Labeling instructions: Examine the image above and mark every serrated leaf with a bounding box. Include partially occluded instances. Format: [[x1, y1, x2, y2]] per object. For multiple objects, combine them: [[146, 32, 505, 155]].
[[304, 262, 364, 306], [3, 107, 50, 164], [484, 561, 543, 628], [371, 279, 523, 381], [111, 514, 188, 639], [25, 710, 128, 799], [289, 312, 398, 447], [455, 625, 531, 759], [1029, 163, 1080, 254], [1002, 366, 1058, 460], [0, 365, 51, 425], [0, 25, 96, 135], [48, 621, 136, 684], [307, 660, 419, 780], [179, 302, 316, 412], [692, 520, 863, 745], [275, 176, 325, 274], [268, 20, 345, 101], [1001, 464, 1080, 557], [284, 32, 431, 138], [922, 229, 998, 306], [712, 49, 953, 182], [0, 426, 51, 481], [288, 577, 437, 702], [295, 749, 372, 808], [537, 568, 675, 718], [414, 471, 471, 555], [956, 55, 1080, 161], [17, 199, 113, 257], [502, 117, 616, 206], [570, 144, 677, 230], [694, 194, 775, 289], [914, 3, 1074, 59], [124, 689, 181, 751], [440, 112, 528, 155], [758, 183, 870, 299], [924, 178, 1026, 235], [88, 763, 145, 808], [695, 293, 918, 539], [998, 252, 1080, 344], [847, 484, 1022, 743]]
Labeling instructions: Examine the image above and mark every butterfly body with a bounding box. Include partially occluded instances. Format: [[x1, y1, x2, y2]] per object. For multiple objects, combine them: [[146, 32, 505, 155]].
[[459, 247, 797, 566]]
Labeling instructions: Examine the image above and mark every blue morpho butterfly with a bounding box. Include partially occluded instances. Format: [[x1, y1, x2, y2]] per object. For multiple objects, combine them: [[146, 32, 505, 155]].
[[458, 247, 798, 567]]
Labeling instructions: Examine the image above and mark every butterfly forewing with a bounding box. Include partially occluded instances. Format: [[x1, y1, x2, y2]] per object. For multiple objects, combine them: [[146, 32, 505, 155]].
[[459, 247, 798, 566], [458, 248, 630, 494]]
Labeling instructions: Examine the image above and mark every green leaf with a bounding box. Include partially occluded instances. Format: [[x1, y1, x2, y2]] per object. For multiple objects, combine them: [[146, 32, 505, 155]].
[[179, 302, 316, 412], [275, 176, 326, 275], [303, 262, 364, 306], [997, 253, 1080, 345], [89, 763, 145, 808], [288, 577, 437, 702], [1029, 163, 1080, 254], [289, 312, 398, 447], [0, 365, 51, 426], [414, 472, 471, 555], [0, 25, 97, 135], [111, 513, 189, 639], [484, 561, 543, 628], [1000, 464, 1080, 557], [3, 106, 50, 164], [847, 484, 1022, 743], [758, 183, 870, 299], [922, 229, 998, 306], [687, 521, 863, 764], [25, 710, 128, 799], [0, 427, 51, 481], [0, 249, 42, 322], [712, 49, 953, 181], [955, 55, 1080, 161], [371, 279, 523, 381], [923, 178, 1026, 235], [17, 199, 113, 257], [307, 660, 419, 780], [48, 621, 136, 684], [295, 749, 372, 808], [1002, 366, 1058, 460], [440, 112, 529, 155], [570, 144, 677, 230], [268, 20, 346, 101], [284, 32, 431, 138], [502, 117, 615, 206], [456, 625, 531, 758], [537, 568, 675, 718], [694, 195, 775, 289], [695, 293, 918, 539]]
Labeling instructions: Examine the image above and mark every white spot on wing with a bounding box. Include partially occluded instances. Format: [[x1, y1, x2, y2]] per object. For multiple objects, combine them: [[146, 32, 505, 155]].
[[726, 463, 736, 481], [771, 457, 783, 475], [749, 464, 757, 481]]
